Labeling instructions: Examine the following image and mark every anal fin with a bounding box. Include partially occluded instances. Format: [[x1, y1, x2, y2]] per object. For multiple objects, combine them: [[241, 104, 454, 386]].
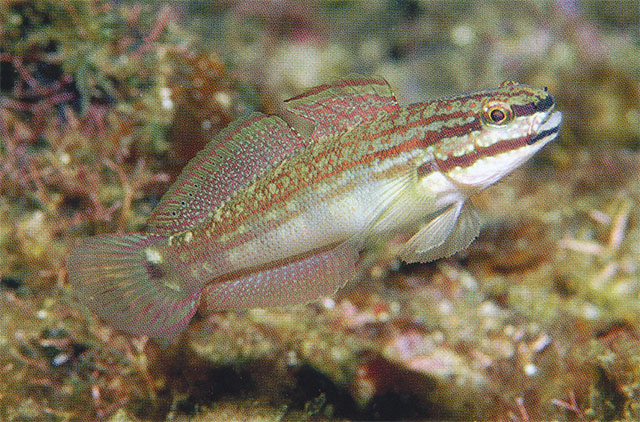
[[201, 242, 359, 311], [398, 201, 480, 264]]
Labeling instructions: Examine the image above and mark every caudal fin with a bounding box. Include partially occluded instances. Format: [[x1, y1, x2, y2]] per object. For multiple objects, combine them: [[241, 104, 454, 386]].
[[67, 233, 200, 340]]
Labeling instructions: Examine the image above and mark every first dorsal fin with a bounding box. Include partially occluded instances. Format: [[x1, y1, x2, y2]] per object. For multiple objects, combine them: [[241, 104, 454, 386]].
[[284, 76, 400, 141], [148, 113, 305, 235]]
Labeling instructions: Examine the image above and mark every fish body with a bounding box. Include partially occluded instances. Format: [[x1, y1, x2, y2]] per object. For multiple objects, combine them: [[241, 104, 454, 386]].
[[67, 77, 562, 339]]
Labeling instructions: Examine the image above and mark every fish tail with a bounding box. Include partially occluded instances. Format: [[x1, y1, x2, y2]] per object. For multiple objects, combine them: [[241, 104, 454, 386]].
[[67, 233, 200, 340]]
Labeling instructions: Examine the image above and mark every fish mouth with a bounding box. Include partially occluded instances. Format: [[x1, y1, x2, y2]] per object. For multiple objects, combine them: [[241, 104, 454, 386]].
[[527, 110, 562, 145]]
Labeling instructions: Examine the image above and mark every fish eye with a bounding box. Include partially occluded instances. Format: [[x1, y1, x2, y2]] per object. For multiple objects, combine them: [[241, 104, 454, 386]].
[[481, 102, 514, 126]]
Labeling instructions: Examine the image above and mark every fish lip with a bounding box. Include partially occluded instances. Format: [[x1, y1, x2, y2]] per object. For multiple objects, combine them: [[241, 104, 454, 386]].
[[540, 107, 561, 129], [527, 110, 562, 145]]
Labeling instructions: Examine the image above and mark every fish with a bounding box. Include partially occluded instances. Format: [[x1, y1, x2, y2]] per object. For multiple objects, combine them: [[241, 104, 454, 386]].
[[66, 77, 562, 339]]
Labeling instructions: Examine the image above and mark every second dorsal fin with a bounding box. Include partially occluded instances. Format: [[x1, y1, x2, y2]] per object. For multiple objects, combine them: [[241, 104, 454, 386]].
[[284, 76, 400, 141], [148, 113, 305, 235]]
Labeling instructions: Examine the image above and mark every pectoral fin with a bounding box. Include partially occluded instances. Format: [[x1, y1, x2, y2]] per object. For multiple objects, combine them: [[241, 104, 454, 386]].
[[398, 201, 480, 264]]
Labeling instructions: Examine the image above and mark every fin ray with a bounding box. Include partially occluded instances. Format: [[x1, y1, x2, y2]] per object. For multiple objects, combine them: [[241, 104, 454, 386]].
[[148, 113, 306, 235], [285, 76, 400, 141], [398, 201, 480, 263], [358, 165, 424, 243], [201, 242, 359, 311], [67, 234, 200, 339]]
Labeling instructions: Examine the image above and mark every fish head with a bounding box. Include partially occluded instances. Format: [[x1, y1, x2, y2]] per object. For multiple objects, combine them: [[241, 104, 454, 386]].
[[429, 81, 562, 190]]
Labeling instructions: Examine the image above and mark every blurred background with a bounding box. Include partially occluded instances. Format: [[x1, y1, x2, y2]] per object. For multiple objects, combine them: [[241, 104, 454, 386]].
[[1, 1, 639, 420]]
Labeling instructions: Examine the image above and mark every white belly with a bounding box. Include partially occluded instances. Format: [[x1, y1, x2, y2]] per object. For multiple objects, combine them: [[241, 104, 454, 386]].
[[222, 166, 464, 272]]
